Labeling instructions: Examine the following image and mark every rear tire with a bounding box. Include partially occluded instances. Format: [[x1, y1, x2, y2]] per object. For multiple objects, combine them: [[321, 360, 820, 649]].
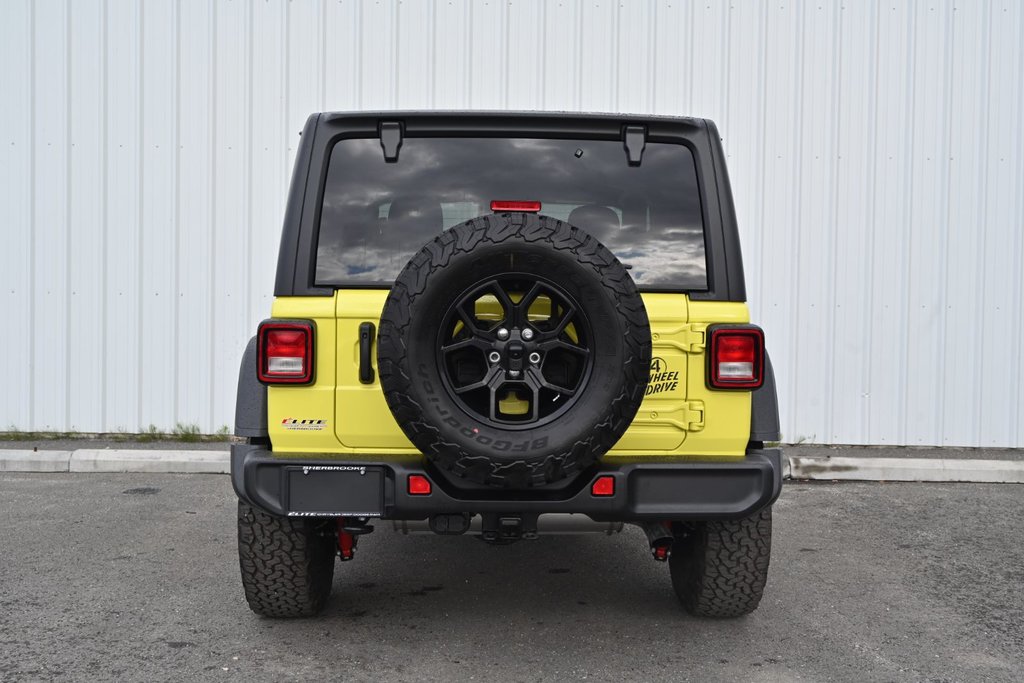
[[237, 501, 336, 618], [669, 506, 772, 618]]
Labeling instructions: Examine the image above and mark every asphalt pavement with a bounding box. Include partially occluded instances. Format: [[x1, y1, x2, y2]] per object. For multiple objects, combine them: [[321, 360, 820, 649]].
[[1, 474, 1022, 682]]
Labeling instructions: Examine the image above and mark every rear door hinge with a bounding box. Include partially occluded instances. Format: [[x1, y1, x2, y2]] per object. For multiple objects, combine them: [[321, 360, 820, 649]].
[[682, 401, 705, 431], [654, 323, 705, 354], [648, 400, 705, 432], [679, 325, 705, 353]]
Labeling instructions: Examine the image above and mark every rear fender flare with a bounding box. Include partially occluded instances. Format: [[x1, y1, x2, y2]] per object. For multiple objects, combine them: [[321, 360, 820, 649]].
[[750, 350, 780, 442], [235, 336, 269, 438]]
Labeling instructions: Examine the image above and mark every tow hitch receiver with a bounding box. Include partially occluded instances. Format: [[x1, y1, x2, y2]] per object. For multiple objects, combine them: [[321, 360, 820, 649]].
[[480, 514, 539, 542], [337, 518, 374, 561]]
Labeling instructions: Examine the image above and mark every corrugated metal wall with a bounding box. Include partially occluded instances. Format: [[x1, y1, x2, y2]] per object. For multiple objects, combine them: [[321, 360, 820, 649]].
[[1, 0, 1022, 446]]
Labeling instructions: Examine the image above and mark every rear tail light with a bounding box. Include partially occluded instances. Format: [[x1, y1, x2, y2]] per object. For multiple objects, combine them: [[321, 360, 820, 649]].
[[707, 326, 764, 389], [490, 200, 542, 213], [257, 320, 314, 384]]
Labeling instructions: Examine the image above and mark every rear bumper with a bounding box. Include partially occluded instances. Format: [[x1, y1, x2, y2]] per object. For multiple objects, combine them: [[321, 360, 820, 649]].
[[231, 444, 783, 522]]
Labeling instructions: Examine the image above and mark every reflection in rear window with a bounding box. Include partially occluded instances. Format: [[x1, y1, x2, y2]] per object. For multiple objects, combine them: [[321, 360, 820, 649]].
[[316, 137, 707, 289]]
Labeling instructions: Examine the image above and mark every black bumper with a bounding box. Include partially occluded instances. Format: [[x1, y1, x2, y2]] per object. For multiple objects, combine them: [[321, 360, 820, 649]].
[[231, 444, 783, 522]]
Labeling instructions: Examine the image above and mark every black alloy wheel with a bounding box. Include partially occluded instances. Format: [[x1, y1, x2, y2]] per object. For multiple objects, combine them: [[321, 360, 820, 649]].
[[437, 275, 594, 429]]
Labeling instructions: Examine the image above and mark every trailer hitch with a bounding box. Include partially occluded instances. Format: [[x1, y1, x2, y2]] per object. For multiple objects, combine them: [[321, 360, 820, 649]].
[[336, 517, 374, 561]]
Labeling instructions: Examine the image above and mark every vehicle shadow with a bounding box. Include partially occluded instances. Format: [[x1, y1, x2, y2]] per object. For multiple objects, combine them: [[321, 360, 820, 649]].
[[319, 527, 688, 622]]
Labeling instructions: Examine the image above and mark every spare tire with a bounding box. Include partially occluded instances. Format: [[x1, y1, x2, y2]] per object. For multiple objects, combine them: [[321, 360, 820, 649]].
[[377, 212, 650, 487]]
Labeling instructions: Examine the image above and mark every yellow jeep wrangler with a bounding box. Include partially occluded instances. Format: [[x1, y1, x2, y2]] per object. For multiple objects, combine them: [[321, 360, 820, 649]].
[[232, 112, 782, 618]]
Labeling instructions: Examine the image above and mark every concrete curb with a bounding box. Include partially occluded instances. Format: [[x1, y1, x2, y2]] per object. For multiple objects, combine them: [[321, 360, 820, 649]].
[[0, 450, 74, 473], [1, 450, 1022, 483], [0, 449, 228, 474], [69, 449, 229, 474], [789, 456, 1024, 484]]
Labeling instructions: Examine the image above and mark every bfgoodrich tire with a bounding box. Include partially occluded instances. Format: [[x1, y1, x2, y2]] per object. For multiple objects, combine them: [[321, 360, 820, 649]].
[[669, 506, 773, 618], [377, 212, 651, 488], [237, 501, 336, 618]]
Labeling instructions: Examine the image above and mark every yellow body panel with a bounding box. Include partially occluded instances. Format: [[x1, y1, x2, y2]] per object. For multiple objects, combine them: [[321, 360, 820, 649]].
[[268, 292, 752, 458], [334, 290, 416, 451], [267, 297, 344, 453]]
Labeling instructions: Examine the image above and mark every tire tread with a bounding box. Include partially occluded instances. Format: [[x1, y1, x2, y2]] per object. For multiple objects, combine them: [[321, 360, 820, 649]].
[[237, 501, 335, 618], [669, 506, 772, 618]]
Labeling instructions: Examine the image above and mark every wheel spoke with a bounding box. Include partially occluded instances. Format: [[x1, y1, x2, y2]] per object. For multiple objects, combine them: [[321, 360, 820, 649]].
[[520, 371, 544, 421], [512, 281, 544, 328], [456, 305, 480, 333], [527, 366, 576, 397], [538, 338, 590, 358], [453, 364, 503, 394], [550, 303, 576, 336], [533, 300, 577, 341], [487, 280, 515, 321]]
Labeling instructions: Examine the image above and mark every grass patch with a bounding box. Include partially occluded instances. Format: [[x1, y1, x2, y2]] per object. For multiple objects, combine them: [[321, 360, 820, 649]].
[[1, 426, 86, 441], [1, 425, 233, 443], [172, 423, 202, 442]]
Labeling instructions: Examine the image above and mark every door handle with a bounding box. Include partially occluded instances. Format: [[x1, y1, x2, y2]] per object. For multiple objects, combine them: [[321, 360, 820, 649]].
[[359, 322, 375, 384]]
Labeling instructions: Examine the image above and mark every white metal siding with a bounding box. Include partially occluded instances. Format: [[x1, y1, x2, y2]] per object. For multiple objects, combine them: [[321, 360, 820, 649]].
[[1, 0, 1022, 446]]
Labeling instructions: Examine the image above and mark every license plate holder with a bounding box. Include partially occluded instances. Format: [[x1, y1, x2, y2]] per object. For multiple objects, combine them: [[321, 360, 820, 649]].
[[284, 465, 384, 517]]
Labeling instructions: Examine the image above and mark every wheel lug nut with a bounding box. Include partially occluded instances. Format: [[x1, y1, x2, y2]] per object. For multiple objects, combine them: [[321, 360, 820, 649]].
[[528, 352, 541, 365], [488, 351, 501, 363], [521, 328, 534, 340], [496, 328, 509, 340]]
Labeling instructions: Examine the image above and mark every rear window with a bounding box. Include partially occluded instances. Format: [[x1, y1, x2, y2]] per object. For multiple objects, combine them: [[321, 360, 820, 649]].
[[315, 137, 707, 289]]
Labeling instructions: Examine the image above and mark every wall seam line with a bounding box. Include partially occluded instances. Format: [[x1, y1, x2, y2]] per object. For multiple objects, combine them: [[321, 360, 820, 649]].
[[826, 2, 844, 442], [64, 0, 72, 431], [28, 0, 36, 430], [173, 0, 181, 428], [136, 0, 145, 430]]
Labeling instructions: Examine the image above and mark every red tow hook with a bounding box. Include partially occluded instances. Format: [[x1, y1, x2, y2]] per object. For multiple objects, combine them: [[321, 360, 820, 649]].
[[337, 519, 356, 561], [640, 521, 674, 561], [336, 517, 374, 561]]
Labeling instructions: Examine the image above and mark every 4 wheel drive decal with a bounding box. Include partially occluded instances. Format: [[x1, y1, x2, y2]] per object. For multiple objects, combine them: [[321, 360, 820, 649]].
[[281, 418, 327, 431], [646, 357, 680, 396]]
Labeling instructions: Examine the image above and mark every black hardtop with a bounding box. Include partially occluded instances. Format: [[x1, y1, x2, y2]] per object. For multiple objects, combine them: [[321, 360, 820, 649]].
[[274, 110, 745, 302]]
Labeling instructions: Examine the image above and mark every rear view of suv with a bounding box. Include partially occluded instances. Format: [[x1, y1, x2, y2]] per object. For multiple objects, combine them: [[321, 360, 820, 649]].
[[232, 112, 782, 618]]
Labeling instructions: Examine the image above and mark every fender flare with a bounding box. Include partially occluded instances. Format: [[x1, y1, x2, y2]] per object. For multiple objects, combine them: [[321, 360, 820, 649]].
[[234, 336, 268, 438], [750, 350, 780, 442]]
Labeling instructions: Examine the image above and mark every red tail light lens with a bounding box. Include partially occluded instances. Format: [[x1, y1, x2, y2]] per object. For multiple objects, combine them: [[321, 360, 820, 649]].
[[490, 200, 542, 213], [708, 326, 764, 389], [257, 321, 314, 384]]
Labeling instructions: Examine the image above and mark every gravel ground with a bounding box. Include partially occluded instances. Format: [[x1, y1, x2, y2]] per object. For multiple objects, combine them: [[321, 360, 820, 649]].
[[0, 474, 1022, 682]]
